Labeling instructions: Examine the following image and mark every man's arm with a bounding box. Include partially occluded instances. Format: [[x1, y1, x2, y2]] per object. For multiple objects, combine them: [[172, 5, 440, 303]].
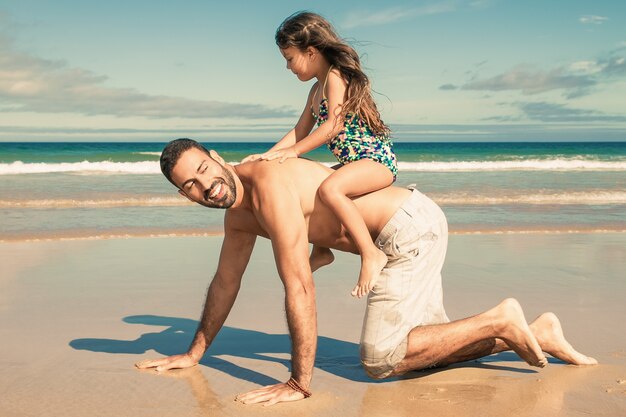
[[236, 169, 317, 405], [268, 198, 317, 387], [135, 216, 257, 371]]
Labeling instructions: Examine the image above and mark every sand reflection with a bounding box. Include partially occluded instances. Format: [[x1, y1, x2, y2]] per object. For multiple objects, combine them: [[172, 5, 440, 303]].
[[358, 361, 599, 416]]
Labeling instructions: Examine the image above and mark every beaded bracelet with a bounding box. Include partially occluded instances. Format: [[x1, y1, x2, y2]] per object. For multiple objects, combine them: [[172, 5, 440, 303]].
[[287, 377, 312, 398]]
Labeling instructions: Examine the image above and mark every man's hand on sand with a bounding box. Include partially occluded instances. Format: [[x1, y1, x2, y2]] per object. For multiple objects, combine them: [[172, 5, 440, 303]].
[[135, 353, 198, 372], [235, 381, 304, 406]]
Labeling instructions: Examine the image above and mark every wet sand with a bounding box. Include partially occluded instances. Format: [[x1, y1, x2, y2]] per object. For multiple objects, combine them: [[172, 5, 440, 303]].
[[0, 234, 625, 416]]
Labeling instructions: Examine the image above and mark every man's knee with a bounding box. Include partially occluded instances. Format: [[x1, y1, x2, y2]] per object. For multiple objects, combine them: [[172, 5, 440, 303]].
[[360, 344, 404, 380], [317, 178, 338, 204], [361, 362, 395, 379]]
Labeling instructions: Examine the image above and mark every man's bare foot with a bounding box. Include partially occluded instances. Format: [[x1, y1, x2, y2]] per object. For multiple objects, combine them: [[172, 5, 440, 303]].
[[309, 246, 334, 272], [530, 312, 598, 365], [351, 248, 388, 298], [494, 298, 548, 368]]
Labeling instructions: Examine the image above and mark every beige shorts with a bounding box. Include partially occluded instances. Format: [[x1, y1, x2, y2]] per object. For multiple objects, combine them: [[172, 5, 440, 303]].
[[360, 187, 450, 379]]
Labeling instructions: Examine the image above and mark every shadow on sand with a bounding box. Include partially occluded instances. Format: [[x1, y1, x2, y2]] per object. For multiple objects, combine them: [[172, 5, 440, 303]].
[[70, 314, 539, 386], [70, 314, 373, 385]]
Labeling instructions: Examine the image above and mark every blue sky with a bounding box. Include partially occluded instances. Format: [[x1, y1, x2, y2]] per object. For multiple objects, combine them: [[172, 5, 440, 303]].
[[0, 0, 624, 142]]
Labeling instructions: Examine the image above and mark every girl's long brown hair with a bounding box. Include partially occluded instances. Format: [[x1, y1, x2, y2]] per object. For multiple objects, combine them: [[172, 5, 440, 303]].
[[276, 11, 390, 137]]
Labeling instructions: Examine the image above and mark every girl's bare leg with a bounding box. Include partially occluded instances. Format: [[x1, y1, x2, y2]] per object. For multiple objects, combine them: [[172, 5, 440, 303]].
[[309, 245, 335, 272], [317, 159, 394, 298]]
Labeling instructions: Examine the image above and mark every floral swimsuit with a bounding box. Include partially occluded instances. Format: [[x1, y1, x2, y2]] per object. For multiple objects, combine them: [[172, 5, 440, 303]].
[[312, 82, 398, 180]]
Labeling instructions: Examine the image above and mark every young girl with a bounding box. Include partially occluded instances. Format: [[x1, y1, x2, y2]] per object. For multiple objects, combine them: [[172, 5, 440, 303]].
[[244, 12, 398, 298]]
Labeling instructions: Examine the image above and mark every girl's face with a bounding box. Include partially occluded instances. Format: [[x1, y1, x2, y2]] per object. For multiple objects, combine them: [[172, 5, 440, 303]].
[[280, 46, 317, 81]]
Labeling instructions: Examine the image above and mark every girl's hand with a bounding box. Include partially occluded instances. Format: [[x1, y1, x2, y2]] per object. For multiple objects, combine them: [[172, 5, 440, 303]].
[[260, 146, 298, 163], [241, 154, 263, 164]]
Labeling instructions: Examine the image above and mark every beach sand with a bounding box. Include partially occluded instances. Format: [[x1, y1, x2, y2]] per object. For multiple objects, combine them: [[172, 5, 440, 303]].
[[1, 233, 625, 416]]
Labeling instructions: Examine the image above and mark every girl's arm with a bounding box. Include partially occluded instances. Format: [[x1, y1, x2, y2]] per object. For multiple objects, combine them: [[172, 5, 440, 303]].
[[269, 84, 318, 150], [261, 70, 347, 162], [241, 85, 317, 163]]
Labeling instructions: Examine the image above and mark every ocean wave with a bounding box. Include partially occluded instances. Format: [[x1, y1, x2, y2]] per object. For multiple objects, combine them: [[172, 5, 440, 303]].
[[3, 226, 624, 243], [0, 160, 160, 175], [397, 159, 626, 171], [1, 158, 626, 175], [3, 191, 625, 209], [0, 228, 223, 243], [0, 196, 191, 208], [134, 152, 162, 156], [430, 191, 626, 205]]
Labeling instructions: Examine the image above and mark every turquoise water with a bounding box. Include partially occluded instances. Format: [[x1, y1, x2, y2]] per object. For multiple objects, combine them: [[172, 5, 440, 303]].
[[1, 142, 625, 240], [2, 141, 626, 164]]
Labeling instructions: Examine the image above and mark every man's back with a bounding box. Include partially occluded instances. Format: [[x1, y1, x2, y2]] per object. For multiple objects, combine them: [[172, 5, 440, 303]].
[[232, 158, 412, 253]]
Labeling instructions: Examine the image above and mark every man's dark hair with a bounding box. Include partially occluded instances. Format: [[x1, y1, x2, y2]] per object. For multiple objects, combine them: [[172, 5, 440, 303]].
[[160, 138, 210, 186]]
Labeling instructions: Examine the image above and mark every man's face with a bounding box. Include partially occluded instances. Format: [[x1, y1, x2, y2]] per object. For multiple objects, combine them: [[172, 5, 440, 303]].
[[171, 148, 237, 209]]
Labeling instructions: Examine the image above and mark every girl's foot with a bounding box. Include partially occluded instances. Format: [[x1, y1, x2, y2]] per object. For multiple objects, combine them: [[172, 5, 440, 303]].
[[351, 248, 388, 298], [309, 246, 335, 272]]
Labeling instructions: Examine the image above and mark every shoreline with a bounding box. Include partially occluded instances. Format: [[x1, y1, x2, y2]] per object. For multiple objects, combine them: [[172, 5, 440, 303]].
[[2, 226, 625, 243]]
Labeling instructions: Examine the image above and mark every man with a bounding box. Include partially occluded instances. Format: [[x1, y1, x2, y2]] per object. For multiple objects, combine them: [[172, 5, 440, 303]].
[[136, 139, 596, 406]]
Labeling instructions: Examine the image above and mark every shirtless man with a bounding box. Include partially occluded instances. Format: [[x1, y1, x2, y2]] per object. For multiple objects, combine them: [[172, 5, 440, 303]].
[[136, 139, 596, 406]]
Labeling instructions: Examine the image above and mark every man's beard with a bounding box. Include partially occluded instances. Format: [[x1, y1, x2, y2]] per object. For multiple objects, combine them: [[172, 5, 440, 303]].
[[202, 166, 237, 209]]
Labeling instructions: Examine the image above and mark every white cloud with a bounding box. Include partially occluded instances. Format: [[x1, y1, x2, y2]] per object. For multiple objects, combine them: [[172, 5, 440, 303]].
[[579, 15, 608, 25], [568, 60, 603, 75], [514, 101, 626, 123], [342, 2, 457, 29], [0, 35, 295, 119], [456, 46, 626, 98], [461, 65, 596, 95]]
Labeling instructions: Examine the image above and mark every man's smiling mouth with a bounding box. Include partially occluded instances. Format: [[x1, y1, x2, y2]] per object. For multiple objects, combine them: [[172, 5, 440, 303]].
[[210, 183, 222, 199], [205, 181, 223, 201]]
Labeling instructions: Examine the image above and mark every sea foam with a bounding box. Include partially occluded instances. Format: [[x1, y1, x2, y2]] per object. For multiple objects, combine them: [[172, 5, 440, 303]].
[[2, 191, 624, 208], [0, 196, 191, 208], [397, 159, 626, 171], [0, 160, 160, 175], [1, 158, 625, 175]]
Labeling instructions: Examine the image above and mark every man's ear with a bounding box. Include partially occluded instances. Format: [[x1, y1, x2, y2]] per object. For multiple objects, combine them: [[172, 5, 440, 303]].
[[178, 189, 193, 202], [209, 149, 225, 166]]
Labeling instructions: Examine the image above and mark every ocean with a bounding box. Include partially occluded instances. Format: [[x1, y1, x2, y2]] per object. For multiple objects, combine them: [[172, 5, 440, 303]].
[[1, 141, 625, 241]]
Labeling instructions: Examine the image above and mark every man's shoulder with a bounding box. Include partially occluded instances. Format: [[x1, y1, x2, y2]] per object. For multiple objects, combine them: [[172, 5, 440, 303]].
[[243, 159, 330, 212], [240, 160, 288, 193], [243, 158, 329, 189]]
